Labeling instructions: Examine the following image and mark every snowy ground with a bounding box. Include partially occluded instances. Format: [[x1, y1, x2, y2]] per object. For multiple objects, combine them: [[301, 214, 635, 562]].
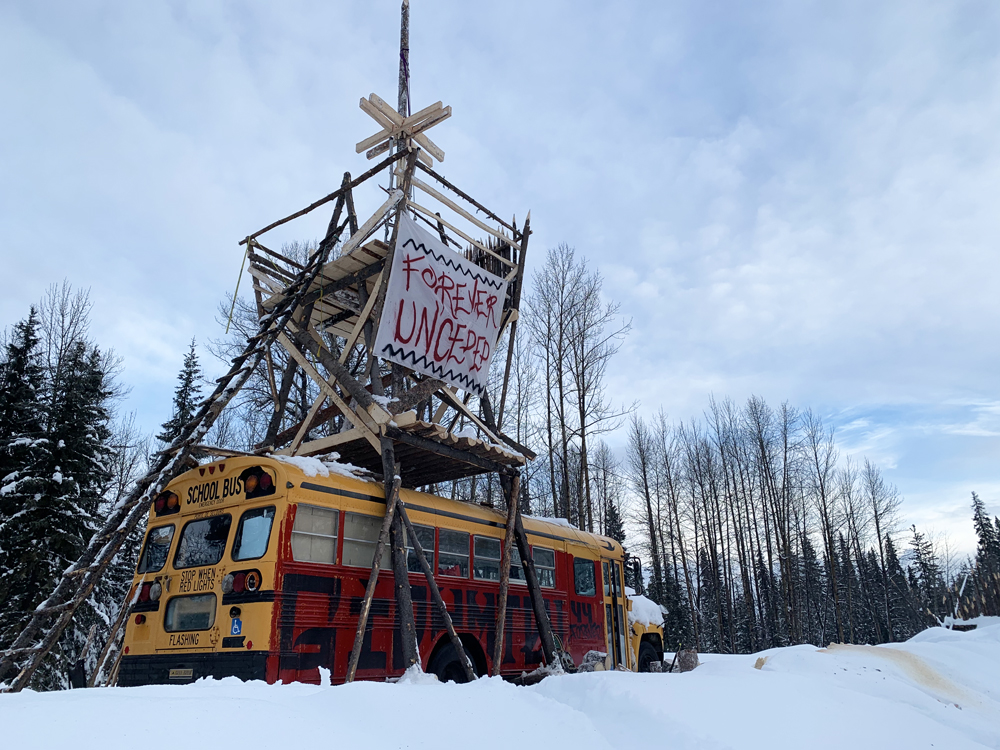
[[3, 620, 998, 750]]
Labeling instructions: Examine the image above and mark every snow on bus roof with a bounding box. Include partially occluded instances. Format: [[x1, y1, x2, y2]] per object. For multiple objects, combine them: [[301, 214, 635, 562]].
[[268, 453, 371, 480]]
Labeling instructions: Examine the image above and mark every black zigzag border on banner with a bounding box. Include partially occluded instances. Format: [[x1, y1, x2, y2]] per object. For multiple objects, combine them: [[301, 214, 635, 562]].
[[379, 344, 486, 397], [400, 238, 506, 290]]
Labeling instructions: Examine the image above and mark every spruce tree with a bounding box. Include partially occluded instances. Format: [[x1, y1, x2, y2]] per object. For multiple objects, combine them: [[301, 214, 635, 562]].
[[883, 535, 918, 640], [0, 289, 124, 688], [969, 492, 1000, 615], [157, 338, 202, 445], [908, 525, 945, 624], [0, 308, 45, 502], [0, 309, 48, 650]]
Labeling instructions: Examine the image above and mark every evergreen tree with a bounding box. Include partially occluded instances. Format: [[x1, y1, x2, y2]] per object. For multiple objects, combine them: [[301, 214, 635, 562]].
[[0, 308, 45, 504], [157, 338, 202, 445], [0, 309, 48, 648], [0, 288, 124, 689], [908, 525, 946, 625], [658, 560, 692, 650], [698, 548, 725, 653], [969, 492, 1000, 615], [883, 535, 918, 640], [798, 535, 825, 645], [837, 534, 858, 643]]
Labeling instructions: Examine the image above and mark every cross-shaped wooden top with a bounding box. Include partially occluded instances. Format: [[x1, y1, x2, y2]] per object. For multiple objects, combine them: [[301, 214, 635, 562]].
[[356, 93, 451, 166]]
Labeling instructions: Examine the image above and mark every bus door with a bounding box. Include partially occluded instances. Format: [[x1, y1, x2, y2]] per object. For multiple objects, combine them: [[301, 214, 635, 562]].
[[602, 560, 628, 669]]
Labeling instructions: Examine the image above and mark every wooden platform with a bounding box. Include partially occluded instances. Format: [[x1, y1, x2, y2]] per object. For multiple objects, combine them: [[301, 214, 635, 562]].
[[251, 239, 390, 340], [302, 419, 526, 487]]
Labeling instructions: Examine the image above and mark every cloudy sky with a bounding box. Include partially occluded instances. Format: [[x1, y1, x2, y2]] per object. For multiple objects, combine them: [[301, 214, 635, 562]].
[[2, 1, 998, 554]]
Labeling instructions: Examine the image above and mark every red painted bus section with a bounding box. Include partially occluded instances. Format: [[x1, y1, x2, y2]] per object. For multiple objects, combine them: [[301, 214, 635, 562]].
[[262, 504, 608, 684]]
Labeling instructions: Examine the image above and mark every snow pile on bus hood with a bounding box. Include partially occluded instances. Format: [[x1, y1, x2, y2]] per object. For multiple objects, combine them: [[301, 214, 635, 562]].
[[268, 453, 370, 480], [626, 592, 664, 627], [3, 621, 998, 750]]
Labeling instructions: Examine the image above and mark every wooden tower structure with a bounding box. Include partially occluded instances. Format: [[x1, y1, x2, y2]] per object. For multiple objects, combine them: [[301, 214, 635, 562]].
[[0, 1, 560, 692]]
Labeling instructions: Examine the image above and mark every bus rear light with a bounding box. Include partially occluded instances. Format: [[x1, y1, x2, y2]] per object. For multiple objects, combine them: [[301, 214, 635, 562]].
[[244, 570, 261, 592], [153, 491, 180, 517], [136, 581, 160, 603], [123, 646, 129, 655], [222, 570, 261, 595], [246, 641, 252, 650], [134, 614, 146, 625], [239, 466, 276, 499]]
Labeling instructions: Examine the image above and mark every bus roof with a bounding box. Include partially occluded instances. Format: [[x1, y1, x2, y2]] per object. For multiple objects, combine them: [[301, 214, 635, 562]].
[[161, 455, 624, 559]]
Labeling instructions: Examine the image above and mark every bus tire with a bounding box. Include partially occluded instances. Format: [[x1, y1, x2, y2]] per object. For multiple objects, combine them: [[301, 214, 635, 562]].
[[637, 641, 659, 673], [428, 642, 477, 684]]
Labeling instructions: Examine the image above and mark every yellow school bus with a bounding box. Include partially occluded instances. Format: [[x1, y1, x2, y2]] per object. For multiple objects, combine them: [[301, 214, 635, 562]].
[[117, 456, 664, 685]]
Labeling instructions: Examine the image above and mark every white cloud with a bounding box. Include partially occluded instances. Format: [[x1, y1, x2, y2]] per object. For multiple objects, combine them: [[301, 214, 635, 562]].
[[3, 0, 999, 553]]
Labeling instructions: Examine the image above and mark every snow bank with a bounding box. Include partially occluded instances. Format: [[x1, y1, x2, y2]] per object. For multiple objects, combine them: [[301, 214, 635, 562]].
[[3, 622, 998, 750]]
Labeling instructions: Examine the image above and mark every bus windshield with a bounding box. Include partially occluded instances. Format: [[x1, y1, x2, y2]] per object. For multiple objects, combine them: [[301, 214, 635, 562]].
[[137, 525, 175, 573], [174, 515, 232, 569]]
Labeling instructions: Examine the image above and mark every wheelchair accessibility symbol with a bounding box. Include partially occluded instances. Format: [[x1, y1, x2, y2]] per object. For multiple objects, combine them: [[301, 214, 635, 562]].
[[231, 618, 242, 636]]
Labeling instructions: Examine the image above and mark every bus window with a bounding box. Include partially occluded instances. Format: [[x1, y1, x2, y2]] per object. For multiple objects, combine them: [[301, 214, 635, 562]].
[[473, 536, 501, 581], [342, 512, 391, 569], [533, 547, 556, 588], [574, 557, 597, 597], [291, 505, 339, 564], [510, 545, 525, 583], [232, 506, 275, 561], [603, 561, 610, 596], [174, 515, 232, 569], [405, 524, 435, 573], [164, 594, 217, 631], [438, 529, 469, 577], [137, 525, 174, 573]]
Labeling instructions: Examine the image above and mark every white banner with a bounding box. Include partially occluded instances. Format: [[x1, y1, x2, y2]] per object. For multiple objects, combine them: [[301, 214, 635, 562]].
[[373, 213, 508, 397]]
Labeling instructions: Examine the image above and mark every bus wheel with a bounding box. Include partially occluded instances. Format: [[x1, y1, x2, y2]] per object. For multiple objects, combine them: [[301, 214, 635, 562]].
[[428, 642, 476, 684], [637, 641, 659, 673]]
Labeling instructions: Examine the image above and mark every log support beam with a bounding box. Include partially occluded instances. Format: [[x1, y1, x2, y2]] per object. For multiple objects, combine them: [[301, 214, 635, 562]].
[[383, 437, 419, 672], [492, 472, 521, 675]]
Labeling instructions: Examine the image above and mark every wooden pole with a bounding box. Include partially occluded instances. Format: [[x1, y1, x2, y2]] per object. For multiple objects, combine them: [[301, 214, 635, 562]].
[[383, 437, 419, 671], [397, 503, 476, 681], [492, 472, 521, 675], [345, 475, 402, 683], [398, 0, 410, 120], [87, 595, 133, 687], [513, 510, 559, 667], [480, 396, 557, 669], [497, 214, 530, 430]]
